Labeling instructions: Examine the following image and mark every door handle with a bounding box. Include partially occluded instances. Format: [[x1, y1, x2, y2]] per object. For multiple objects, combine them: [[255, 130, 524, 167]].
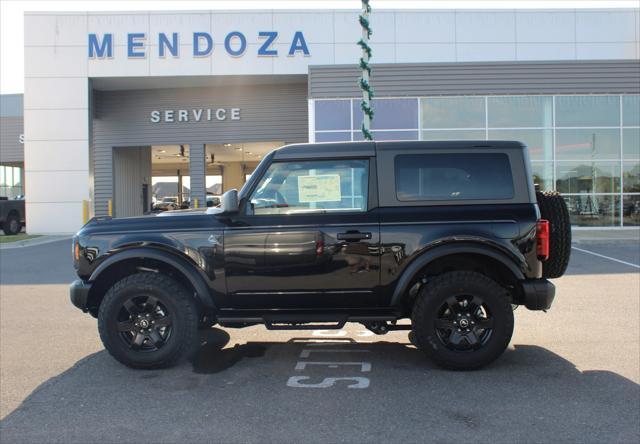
[[337, 231, 372, 242]]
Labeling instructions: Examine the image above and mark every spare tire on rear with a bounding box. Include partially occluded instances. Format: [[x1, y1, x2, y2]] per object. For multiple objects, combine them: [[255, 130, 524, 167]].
[[536, 191, 571, 278]]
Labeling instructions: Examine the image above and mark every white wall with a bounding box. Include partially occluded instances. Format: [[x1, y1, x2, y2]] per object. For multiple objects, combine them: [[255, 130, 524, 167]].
[[23, 8, 639, 233]]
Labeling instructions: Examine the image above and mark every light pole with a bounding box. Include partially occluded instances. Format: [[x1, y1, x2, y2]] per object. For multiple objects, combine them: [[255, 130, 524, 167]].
[[357, 0, 374, 140]]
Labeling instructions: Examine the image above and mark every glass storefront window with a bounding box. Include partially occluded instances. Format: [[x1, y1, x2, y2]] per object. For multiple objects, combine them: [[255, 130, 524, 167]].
[[622, 95, 640, 127], [0, 165, 23, 199], [556, 129, 620, 160], [315, 100, 350, 131], [12, 167, 21, 187], [623, 162, 640, 193], [352, 98, 418, 130], [531, 162, 554, 191], [353, 131, 418, 141], [564, 195, 620, 227], [489, 129, 553, 161], [556, 161, 620, 194], [421, 97, 485, 129], [315, 132, 351, 142], [556, 95, 620, 127], [422, 130, 486, 141], [623, 128, 640, 159], [623, 195, 640, 226], [312, 93, 638, 228], [488, 96, 553, 128]]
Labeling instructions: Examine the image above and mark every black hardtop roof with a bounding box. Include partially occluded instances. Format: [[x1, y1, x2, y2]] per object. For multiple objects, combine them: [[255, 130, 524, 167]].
[[273, 140, 526, 159]]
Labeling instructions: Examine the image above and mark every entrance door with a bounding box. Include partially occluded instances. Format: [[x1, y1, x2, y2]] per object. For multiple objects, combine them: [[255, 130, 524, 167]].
[[113, 147, 152, 217], [223, 158, 380, 309]]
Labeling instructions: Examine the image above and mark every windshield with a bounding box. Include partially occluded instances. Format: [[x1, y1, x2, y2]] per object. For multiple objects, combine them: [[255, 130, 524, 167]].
[[239, 152, 273, 199]]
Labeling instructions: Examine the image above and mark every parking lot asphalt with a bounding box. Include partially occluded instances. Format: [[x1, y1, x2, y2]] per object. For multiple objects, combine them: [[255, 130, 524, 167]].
[[1, 238, 639, 443]]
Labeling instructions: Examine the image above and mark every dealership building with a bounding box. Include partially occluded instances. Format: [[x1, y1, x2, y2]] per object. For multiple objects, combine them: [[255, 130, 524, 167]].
[[0, 7, 639, 233]]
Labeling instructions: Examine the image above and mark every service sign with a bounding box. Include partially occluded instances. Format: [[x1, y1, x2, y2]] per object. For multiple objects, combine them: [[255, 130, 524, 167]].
[[88, 31, 310, 59], [150, 108, 240, 124]]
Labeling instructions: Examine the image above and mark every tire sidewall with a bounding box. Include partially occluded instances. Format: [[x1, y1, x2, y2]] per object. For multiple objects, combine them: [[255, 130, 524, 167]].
[[3, 214, 21, 235], [98, 274, 197, 368], [413, 274, 514, 370]]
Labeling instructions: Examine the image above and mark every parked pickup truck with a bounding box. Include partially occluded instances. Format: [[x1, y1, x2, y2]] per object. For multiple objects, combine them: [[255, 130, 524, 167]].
[[70, 141, 571, 370], [0, 196, 25, 235]]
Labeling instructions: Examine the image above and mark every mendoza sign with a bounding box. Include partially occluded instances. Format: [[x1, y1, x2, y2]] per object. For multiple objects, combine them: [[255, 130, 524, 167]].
[[88, 31, 310, 59]]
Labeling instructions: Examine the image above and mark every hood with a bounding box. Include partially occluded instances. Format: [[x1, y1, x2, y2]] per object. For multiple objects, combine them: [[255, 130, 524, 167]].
[[157, 208, 208, 217], [78, 210, 222, 236]]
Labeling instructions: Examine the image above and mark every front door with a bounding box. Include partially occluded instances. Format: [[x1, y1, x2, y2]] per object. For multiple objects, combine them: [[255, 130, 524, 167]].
[[222, 158, 380, 309]]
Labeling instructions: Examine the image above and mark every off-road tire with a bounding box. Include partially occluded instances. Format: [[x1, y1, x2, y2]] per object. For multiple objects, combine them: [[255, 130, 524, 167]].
[[411, 271, 514, 370], [536, 191, 571, 278], [2, 213, 21, 235], [98, 272, 199, 369]]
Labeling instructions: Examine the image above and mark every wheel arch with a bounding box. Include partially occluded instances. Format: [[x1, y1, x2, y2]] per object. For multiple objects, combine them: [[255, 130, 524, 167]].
[[390, 242, 526, 308], [86, 247, 217, 316]]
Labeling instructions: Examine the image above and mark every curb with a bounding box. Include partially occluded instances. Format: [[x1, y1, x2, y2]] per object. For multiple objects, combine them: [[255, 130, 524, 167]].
[[0, 236, 71, 250]]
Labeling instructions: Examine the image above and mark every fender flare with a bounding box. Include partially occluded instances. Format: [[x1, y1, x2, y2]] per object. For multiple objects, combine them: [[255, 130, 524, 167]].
[[390, 242, 526, 307], [89, 247, 217, 310]]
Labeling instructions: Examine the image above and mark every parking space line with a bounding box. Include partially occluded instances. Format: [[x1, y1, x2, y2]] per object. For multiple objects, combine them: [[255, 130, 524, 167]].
[[572, 246, 640, 269]]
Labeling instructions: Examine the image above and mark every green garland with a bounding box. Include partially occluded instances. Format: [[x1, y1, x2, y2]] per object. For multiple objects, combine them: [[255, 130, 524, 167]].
[[358, 0, 374, 140]]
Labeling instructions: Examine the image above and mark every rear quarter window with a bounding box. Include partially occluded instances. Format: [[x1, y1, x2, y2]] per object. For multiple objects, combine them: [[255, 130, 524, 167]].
[[395, 153, 514, 201]]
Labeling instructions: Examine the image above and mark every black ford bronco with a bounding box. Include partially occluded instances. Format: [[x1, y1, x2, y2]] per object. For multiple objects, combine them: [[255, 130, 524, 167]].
[[70, 141, 571, 370]]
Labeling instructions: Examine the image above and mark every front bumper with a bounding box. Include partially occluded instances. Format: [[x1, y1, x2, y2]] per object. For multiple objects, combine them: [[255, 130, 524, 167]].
[[70, 279, 92, 312], [521, 279, 555, 311]]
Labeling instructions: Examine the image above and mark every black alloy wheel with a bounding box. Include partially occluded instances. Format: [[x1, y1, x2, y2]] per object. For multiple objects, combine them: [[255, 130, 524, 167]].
[[117, 295, 172, 351], [434, 295, 494, 351]]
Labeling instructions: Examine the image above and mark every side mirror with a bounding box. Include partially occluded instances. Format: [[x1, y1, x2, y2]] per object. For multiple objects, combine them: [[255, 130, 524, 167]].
[[221, 189, 239, 213]]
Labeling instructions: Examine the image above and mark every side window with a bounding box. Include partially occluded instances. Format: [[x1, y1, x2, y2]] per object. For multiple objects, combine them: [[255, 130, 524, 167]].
[[248, 159, 369, 215], [395, 153, 514, 201]]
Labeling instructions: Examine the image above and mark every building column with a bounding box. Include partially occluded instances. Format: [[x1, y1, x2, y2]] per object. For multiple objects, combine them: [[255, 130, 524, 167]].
[[222, 162, 245, 193], [189, 143, 206, 208]]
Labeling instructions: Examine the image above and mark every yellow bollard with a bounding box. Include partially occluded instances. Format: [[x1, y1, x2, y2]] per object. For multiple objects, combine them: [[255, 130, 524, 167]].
[[82, 200, 89, 224], [193, 198, 199, 209], [108, 199, 113, 217]]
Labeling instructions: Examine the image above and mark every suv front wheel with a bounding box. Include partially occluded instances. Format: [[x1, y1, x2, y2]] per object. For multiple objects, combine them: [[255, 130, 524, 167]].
[[411, 271, 514, 370], [98, 272, 199, 369]]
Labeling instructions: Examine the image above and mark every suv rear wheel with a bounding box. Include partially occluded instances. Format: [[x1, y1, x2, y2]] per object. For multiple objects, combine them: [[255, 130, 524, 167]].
[[98, 272, 199, 369], [2, 213, 21, 235], [411, 271, 514, 370]]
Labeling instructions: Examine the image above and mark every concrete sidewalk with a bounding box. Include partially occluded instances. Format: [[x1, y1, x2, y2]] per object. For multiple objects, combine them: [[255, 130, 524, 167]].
[[572, 228, 640, 243]]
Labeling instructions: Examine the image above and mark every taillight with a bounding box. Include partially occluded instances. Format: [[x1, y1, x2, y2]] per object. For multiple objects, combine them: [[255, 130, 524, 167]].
[[536, 219, 550, 261]]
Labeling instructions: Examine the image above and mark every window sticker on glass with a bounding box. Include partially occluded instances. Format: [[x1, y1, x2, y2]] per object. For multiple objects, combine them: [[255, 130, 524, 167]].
[[298, 175, 342, 203]]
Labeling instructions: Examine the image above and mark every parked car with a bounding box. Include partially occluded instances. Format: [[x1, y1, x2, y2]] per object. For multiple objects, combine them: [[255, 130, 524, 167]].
[[0, 196, 25, 235], [70, 141, 571, 370], [153, 196, 179, 211], [206, 194, 221, 207]]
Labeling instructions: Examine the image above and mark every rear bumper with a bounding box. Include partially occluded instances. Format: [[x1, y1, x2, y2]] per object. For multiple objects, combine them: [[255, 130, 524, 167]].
[[521, 279, 555, 311], [70, 279, 92, 312]]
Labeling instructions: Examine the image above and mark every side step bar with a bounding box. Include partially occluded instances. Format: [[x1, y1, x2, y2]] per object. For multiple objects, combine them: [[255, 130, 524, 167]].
[[217, 315, 398, 331]]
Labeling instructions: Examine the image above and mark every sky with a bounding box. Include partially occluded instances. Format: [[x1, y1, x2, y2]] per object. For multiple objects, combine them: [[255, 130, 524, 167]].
[[0, 0, 637, 94]]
